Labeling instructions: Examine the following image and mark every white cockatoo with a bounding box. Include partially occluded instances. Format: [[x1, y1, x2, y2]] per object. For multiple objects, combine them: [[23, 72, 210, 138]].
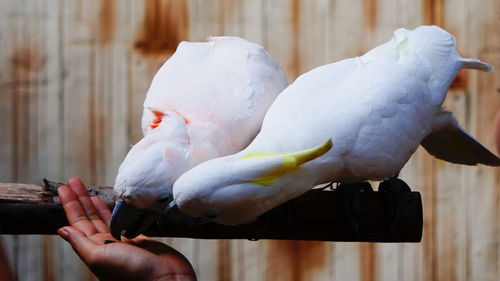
[[172, 26, 500, 225], [110, 37, 288, 239]]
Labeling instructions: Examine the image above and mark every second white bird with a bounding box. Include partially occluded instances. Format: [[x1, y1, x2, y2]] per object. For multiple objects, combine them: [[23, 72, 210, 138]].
[[173, 25, 500, 225]]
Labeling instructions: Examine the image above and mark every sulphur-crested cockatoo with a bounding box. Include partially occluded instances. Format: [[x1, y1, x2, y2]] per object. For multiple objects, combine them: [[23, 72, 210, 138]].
[[172, 26, 500, 225], [110, 37, 287, 239]]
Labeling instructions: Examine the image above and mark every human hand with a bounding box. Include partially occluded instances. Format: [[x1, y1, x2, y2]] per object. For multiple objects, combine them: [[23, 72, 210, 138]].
[[57, 177, 196, 281]]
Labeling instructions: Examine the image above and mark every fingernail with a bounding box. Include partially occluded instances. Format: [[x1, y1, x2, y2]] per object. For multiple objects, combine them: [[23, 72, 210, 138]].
[[57, 228, 69, 241]]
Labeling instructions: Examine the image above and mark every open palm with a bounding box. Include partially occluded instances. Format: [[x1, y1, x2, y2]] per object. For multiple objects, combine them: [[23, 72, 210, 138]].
[[57, 177, 196, 281]]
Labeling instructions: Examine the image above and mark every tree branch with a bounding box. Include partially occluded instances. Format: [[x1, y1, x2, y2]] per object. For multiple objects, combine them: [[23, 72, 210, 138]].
[[0, 180, 422, 242]]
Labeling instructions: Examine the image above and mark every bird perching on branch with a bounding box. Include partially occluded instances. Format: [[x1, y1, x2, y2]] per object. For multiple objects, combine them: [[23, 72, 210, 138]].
[[172, 26, 500, 225], [110, 37, 288, 240]]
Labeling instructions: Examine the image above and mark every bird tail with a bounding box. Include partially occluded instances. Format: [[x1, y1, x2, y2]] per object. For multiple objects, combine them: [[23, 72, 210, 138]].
[[461, 58, 495, 73], [421, 110, 500, 166]]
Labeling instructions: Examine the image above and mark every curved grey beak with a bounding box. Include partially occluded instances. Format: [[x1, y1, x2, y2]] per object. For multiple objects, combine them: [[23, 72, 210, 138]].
[[110, 200, 158, 240]]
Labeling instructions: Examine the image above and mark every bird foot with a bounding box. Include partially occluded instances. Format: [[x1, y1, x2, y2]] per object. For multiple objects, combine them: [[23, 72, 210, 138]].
[[378, 177, 411, 232], [336, 182, 373, 235]]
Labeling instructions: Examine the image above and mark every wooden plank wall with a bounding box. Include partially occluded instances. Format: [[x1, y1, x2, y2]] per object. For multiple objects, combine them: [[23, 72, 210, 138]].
[[0, 0, 499, 280]]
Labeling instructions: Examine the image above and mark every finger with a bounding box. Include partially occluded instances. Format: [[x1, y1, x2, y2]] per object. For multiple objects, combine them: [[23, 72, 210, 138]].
[[68, 177, 109, 233], [90, 196, 112, 226], [58, 185, 98, 236], [58, 226, 99, 264]]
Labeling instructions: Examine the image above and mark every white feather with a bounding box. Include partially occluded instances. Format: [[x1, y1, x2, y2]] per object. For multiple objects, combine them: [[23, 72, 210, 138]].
[[173, 25, 498, 224], [114, 37, 288, 210]]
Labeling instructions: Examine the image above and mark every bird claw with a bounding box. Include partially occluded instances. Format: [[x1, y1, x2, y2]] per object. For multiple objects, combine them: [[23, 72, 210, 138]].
[[336, 182, 373, 235], [378, 177, 411, 233]]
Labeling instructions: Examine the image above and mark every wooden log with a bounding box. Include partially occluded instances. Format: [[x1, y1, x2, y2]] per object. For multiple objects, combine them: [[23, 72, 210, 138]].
[[0, 180, 423, 242]]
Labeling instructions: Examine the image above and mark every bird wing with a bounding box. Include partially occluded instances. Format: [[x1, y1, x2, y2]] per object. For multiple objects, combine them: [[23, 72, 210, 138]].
[[141, 37, 287, 147], [421, 111, 500, 166]]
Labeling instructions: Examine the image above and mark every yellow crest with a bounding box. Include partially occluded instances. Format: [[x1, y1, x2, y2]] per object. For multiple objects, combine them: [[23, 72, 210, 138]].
[[240, 139, 333, 186]]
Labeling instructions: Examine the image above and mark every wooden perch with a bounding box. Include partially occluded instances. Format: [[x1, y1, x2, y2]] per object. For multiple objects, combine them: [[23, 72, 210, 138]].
[[0, 180, 423, 242]]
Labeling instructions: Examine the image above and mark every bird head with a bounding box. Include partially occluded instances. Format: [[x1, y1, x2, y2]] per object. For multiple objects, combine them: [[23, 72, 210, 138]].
[[172, 139, 333, 224], [111, 109, 190, 239]]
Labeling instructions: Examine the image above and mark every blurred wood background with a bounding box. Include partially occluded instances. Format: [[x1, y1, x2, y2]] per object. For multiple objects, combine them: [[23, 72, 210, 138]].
[[0, 0, 499, 280]]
